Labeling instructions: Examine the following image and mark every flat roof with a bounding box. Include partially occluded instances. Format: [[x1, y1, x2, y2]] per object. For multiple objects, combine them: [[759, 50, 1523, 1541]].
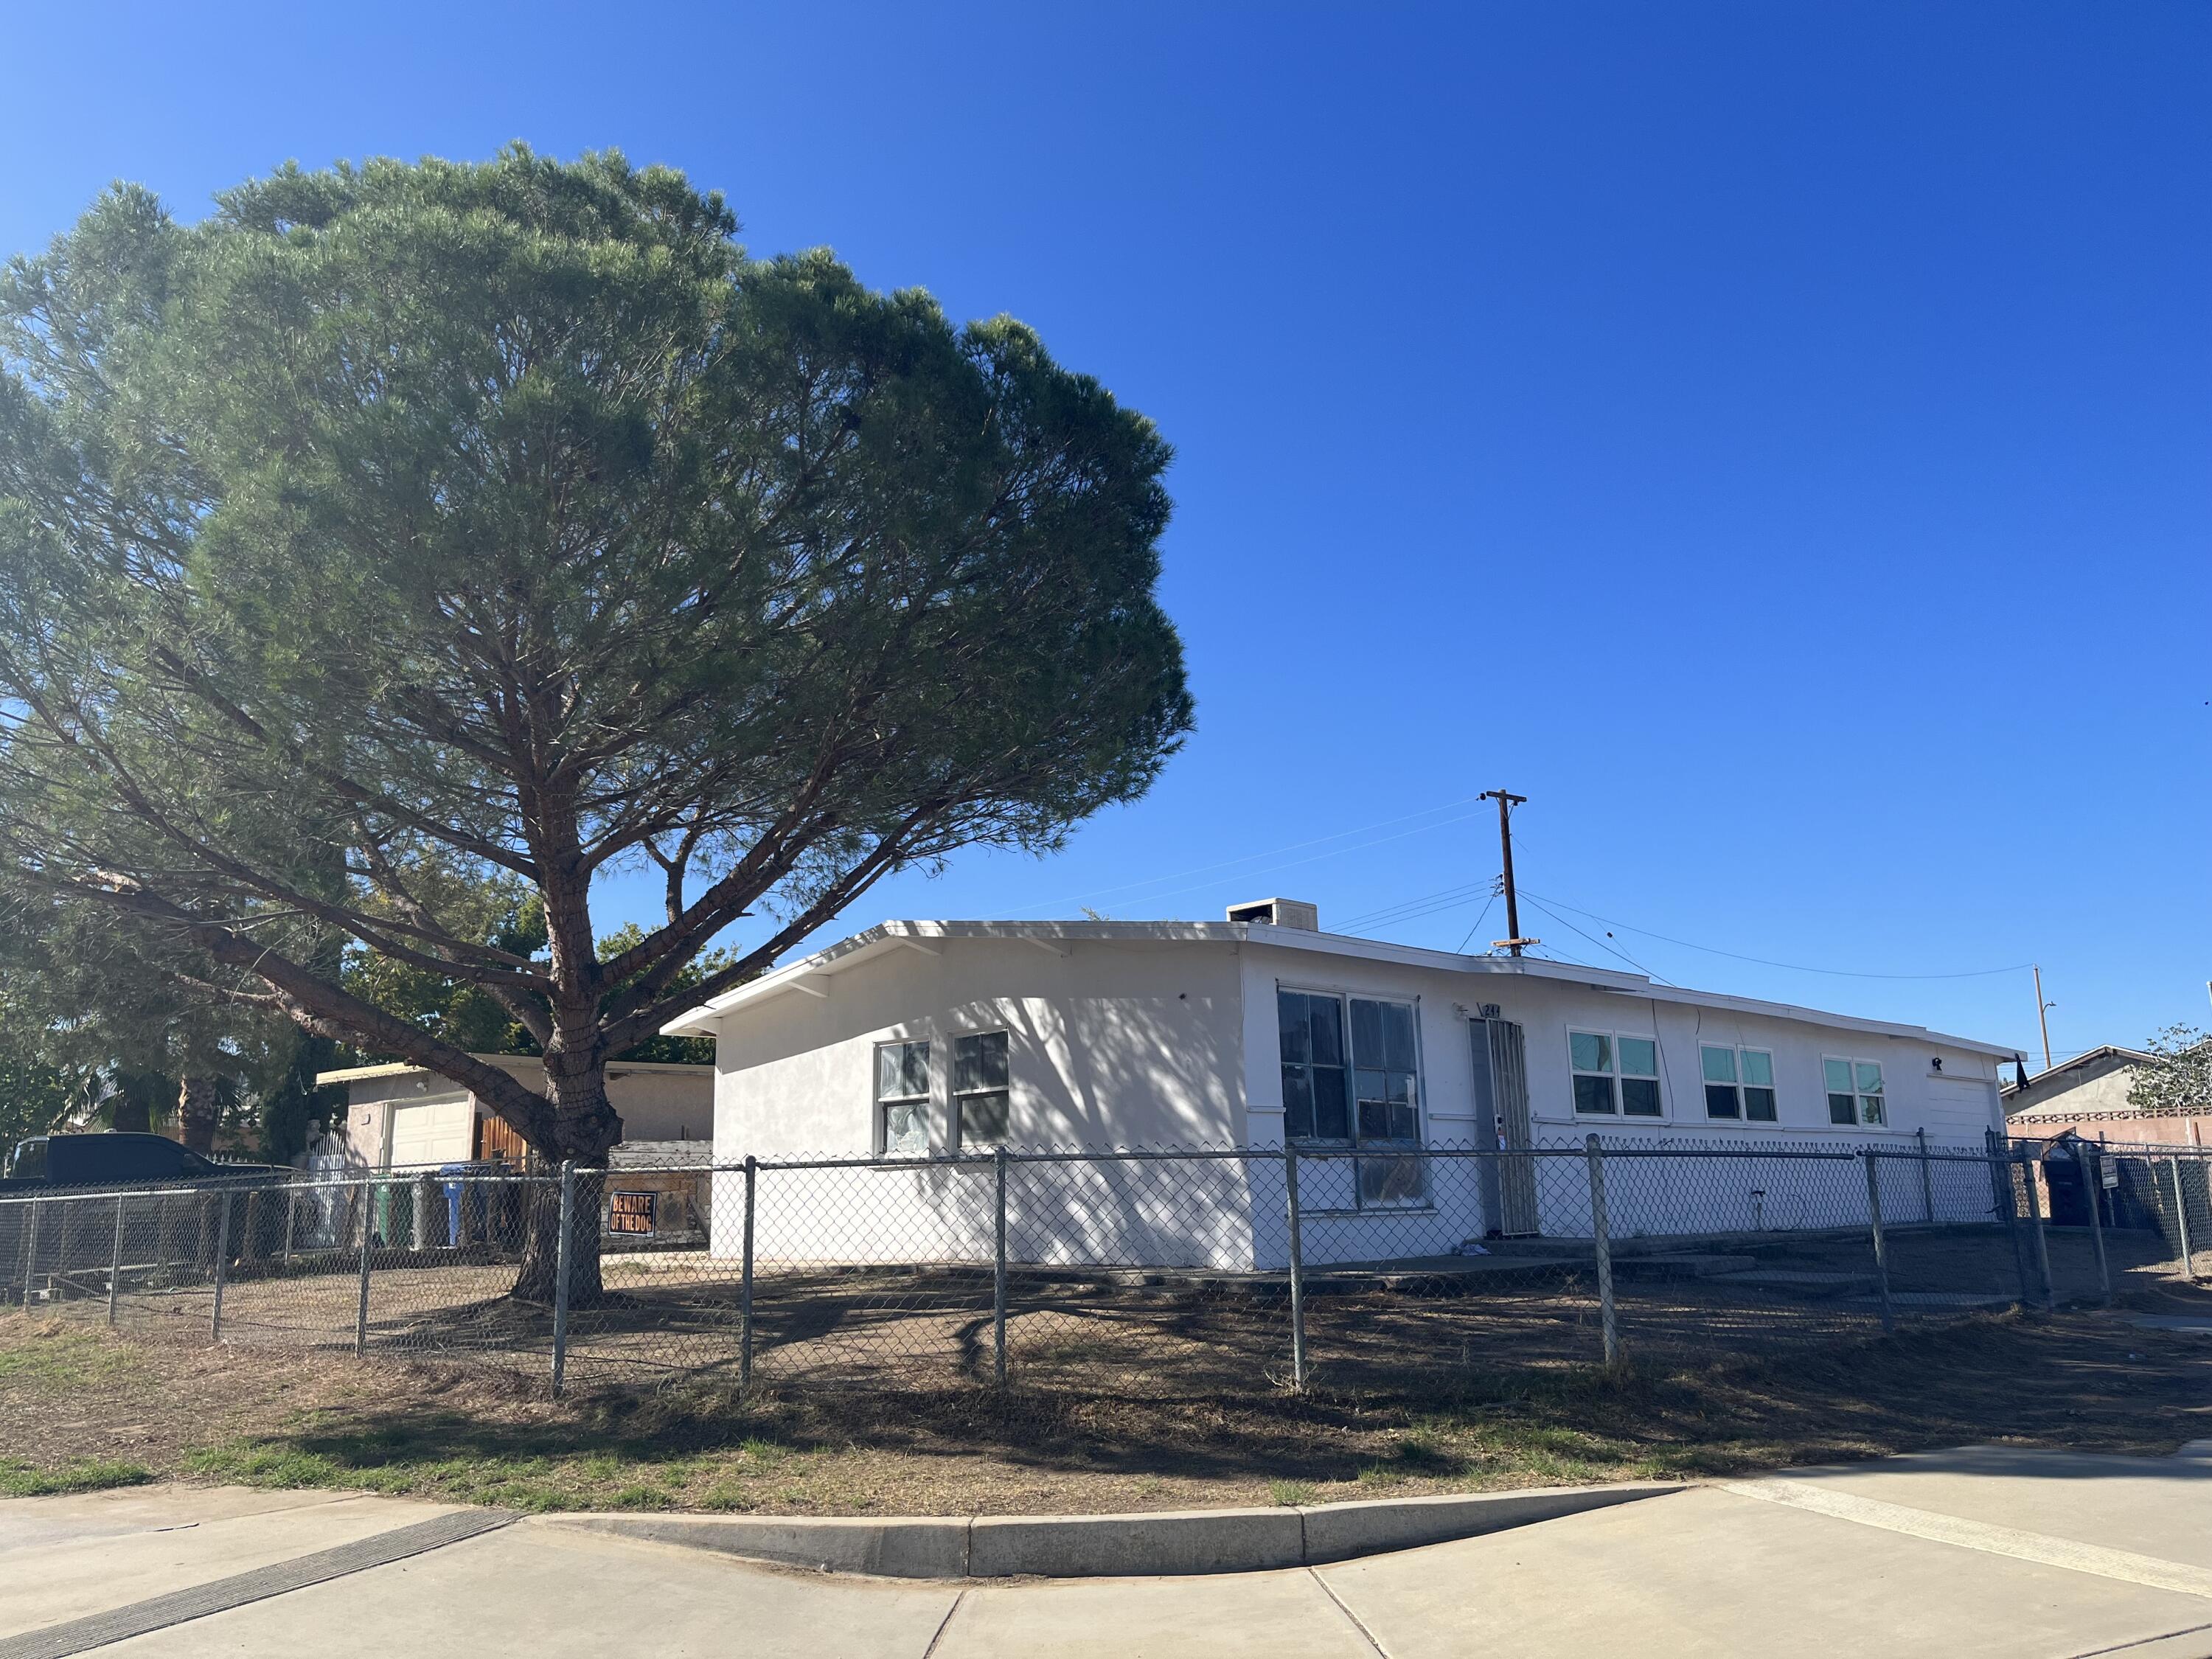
[[658, 919, 2015, 1058], [314, 1052, 712, 1089]]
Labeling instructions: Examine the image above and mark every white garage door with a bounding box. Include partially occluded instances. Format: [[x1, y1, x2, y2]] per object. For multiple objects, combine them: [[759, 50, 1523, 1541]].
[[1924, 1077, 1998, 1144], [389, 1097, 473, 1169]]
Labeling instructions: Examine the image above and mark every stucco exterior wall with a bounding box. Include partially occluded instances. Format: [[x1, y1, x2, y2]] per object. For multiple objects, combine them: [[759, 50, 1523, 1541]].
[[709, 936, 1252, 1266], [2008, 1058, 2211, 1148], [603, 1068, 715, 1144], [712, 936, 1248, 1158], [1234, 944, 2002, 1149], [2011, 1060, 2141, 1120]]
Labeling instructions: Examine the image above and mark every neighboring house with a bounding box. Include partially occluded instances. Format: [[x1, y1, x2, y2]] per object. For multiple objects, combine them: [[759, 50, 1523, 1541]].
[[2004, 1046, 2208, 1149], [661, 900, 2014, 1267], [316, 1053, 715, 1170]]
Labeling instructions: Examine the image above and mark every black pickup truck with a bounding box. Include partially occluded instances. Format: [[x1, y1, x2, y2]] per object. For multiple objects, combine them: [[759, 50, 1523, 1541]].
[[1, 1133, 283, 1194], [1, 1135, 291, 1300]]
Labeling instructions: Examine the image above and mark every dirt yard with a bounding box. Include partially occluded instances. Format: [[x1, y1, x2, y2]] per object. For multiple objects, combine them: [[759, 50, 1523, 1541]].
[[4, 1293, 2208, 1515]]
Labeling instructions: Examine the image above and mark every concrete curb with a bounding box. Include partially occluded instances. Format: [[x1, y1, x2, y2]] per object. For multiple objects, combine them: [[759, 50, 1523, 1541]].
[[540, 1481, 1678, 1579]]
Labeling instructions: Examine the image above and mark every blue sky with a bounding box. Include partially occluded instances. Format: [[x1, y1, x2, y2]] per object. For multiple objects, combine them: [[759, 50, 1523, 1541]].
[[4, 2, 2207, 1065]]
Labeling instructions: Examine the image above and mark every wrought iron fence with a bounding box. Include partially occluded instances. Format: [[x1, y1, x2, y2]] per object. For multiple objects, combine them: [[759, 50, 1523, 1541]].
[[4, 1135, 2206, 1399]]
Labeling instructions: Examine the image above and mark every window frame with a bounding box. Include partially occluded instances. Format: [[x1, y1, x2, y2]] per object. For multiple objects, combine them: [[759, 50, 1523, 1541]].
[[873, 1038, 932, 1158], [1277, 984, 1429, 1211], [951, 1028, 1013, 1150], [1822, 1054, 1888, 1127], [1700, 1043, 1778, 1123], [1277, 986, 1426, 1150], [1569, 1028, 1665, 1119], [1277, 987, 1353, 1143]]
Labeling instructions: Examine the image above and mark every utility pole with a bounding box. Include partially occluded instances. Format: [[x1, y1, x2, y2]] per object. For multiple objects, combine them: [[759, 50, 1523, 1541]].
[[1480, 789, 1537, 956], [2032, 964, 2054, 1074]]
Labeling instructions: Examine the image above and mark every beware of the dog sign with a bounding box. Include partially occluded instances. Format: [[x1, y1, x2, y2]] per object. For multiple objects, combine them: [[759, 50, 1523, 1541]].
[[608, 1190, 657, 1235]]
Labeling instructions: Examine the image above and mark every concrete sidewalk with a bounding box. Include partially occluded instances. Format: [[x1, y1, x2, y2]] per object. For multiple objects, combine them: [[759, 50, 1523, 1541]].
[[4, 1447, 2211, 1658]]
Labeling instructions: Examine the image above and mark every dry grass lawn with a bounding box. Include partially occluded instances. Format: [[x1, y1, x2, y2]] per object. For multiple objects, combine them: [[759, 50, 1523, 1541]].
[[3, 1298, 2208, 1515]]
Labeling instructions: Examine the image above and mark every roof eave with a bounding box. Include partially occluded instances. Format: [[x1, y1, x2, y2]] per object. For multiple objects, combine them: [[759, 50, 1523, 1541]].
[[658, 918, 2014, 1058]]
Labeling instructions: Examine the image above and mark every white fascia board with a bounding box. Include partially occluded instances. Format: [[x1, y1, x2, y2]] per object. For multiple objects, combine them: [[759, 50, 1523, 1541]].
[[1241, 928, 2011, 1057], [313, 1061, 426, 1086], [316, 1052, 711, 1090], [656, 919, 1246, 1035], [1589, 980, 2017, 1060]]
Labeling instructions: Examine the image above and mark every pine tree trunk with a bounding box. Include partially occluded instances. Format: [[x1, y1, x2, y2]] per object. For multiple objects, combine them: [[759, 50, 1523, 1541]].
[[178, 1075, 220, 1155], [505, 1046, 619, 1306], [509, 1168, 606, 1306]]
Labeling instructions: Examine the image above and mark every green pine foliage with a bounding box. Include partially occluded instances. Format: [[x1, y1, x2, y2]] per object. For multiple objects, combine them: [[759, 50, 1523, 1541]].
[[0, 147, 1188, 1231]]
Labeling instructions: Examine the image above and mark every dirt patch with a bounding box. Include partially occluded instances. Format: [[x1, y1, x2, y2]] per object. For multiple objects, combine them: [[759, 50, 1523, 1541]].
[[4, 1300, 2208, 1516]]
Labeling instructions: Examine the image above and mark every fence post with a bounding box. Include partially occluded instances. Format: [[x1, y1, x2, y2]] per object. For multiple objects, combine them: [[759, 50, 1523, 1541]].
[[992, 1147, 1009, 1386], [21, 1200, 38, 1310], [2020, 1147, 2054, 1309], [282, 1187, 298, 1265], [209, 1191, 232, 1343], [1585, 1134, 1619, 1368], [1863, 1148, 1895, 1335], [352, 1182, 374, 1357], [240, 1191, 263, 1265], [155, 1192, 177, 1284], [1284, 1147, 1307, 1391], [2084, 1147, 2112, 1305], [1916, 1127, 1934, 1223], [739, 1156, 757, 1390], [1989, 1130, 2028, 1304], [551, 1161, 576, 1399], [2172, 1158, 2198, 1282], [108, 1194, 125, 1327], [52, 1199, 70, 1311]]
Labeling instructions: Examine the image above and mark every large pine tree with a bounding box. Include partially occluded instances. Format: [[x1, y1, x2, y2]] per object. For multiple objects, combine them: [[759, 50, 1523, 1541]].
[[0, 147, 1192, 1297]]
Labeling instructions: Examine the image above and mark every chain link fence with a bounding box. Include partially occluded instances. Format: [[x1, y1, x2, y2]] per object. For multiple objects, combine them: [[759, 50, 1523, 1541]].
[[5, 1135, 2208, 1400]]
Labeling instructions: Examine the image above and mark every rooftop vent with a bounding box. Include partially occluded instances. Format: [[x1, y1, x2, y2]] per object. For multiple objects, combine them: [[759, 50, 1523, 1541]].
[[1227, 898, 1319, 931]]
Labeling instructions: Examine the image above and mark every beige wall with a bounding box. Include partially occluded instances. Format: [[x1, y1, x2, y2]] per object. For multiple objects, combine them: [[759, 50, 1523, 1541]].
[[2008, 1059, 2140, 1121], [338, 1058, 713, 1168], [2004, 1055, 2211, 1148]]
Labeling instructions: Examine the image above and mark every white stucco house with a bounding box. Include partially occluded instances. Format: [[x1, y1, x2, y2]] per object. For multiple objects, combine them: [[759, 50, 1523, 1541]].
[[662, 901, 2014, 1268]]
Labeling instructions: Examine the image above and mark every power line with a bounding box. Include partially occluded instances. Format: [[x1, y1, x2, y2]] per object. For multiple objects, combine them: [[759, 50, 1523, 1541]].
[[1340, 877, 1498, 931], [1519, 889, 2033, 982], [1013, 796, 1495, 917], [1520, 894, 1676, 985], [1454, 894, 1499, 954]]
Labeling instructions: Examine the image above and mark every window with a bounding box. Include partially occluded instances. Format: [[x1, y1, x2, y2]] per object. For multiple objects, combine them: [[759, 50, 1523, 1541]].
[[1571, 1030, 1663, 1116], [1702, 1046, 1778, 1122], [1352, 998, 1421, 1144], [1280, 990, 1424, 1144], [1349, 997, 1425, 1205], [1825, 1057, 1886, 1126], [1279, 990, 1350, 1140], [954, 1031, 1011, 1147], [1280, 988, 1425, 1205], [874, 1040, 930, 1156]]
